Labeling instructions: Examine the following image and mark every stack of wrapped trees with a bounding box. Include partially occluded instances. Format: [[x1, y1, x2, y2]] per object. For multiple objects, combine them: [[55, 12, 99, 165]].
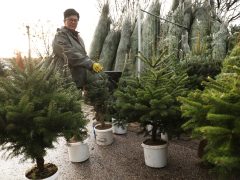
[[169, 0, 229, 62], [141, 0, 161, 69], [89, 3, 111, 61], [113, 16, 132, 72], [89, 0, 160, 76], [89, 0, 231, 77], [99, 30, 121, 70]]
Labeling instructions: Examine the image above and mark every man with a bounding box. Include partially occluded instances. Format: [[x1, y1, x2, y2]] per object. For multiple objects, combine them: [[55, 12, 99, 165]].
[[52, 8, 103, 89]]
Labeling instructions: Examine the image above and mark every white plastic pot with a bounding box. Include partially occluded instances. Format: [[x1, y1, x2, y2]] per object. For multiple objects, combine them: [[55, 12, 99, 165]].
[[43, 170, 59, 180], [112, 124, 127, 134], [141, 141, 168, 168], [67, 140, 90, 162], [161, 132, 168, 142], [94, 124, 113, 145], [146, 124, 160, 135]]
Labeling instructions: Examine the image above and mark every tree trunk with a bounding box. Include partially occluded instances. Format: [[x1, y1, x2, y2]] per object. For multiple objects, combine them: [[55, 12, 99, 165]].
[[151, 125, 157, 142], [198, 139, 208, 158], [36, 157, 45, 173]]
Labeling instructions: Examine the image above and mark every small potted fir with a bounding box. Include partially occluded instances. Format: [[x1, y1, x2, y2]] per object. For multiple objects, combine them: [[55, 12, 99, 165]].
[[109, 93, 128, 135], [0, 59, 88, 179], [66, 133, 90, 163], [111, 114, 128, 135], [84, 72, 114, 145], [104, 76, 128, 135], [114, 51, 188, 168], [66, 114, 90, 163]]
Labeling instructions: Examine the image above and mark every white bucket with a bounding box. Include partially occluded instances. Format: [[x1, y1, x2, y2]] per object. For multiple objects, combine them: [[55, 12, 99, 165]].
[[94, 124, 113, 145], [161, 132, 168, 142], [67, 141, 90, 162], [141, 142, 168, 168], [112, 124, 127, 134], [146, 125, 160, 135], [43, 170, 59, 180]]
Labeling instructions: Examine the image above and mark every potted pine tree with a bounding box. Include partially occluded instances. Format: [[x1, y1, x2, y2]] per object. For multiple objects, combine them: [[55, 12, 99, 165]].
[[0, 59, 88, 179], [108, 94, 128, 135], [102, 71, 127, 134], [114, 51, 188, 168], [40, 55, 90, 163], [84, 72, 114, 145], [101, 78, 127, 135], [65, 112, 89, 163], [178, 43, 240, 179], [66, 128, 90, 163], [57, 61, 90, 163], [111, 114, 128, 135]]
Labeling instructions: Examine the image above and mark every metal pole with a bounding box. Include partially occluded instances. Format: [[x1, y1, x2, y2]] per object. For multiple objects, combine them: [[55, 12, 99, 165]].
[[26, 25, 31, 60], [137, 5, 141, 78]]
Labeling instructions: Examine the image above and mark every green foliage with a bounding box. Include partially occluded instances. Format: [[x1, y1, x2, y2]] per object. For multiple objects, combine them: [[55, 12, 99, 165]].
[[109, 100, 128, 128], [178, 90, 210, 132], [114, 51, 188, 141], [228, 25, 240, 53], [84, 71, 111, 127], [0, 59, 87, 165], [181, 57, 222, 90], [106, 88, 127, 128], [178, 44, 240, 178], [114, 78, 143, 122], [222, 42, 240, 73]]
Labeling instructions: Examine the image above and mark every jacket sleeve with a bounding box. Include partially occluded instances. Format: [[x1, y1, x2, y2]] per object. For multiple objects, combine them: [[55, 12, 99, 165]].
[[52, 31, 93, 70]]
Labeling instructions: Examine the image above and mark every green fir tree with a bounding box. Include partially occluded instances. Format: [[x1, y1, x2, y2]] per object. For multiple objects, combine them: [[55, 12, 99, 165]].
[[84, 71, 111, 127], [0, 59, 87, 179], [222, 42, 240, 73], [114, 50, 188, 142], [178, 43, 240, 179]]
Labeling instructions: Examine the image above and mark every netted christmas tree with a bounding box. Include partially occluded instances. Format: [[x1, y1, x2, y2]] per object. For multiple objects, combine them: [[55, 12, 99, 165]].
[[178, 42, 240, 178], [0, 58, 87, 179], [181, 30, 222, 90]]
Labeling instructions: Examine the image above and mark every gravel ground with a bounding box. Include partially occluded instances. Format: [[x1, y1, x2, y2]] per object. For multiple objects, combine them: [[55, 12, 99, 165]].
[[0, 104, 217, 180]]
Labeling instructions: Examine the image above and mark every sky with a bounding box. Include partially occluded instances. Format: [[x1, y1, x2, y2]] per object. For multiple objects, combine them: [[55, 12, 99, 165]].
[[0, 0, 100, 58], [0, 0, 175, 58], [0, 0, 239, 59], [0, 0, 174, 58]]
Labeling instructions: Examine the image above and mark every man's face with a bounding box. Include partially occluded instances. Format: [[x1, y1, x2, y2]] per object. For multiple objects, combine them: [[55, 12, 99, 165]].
[[64, 15, 79, 30]]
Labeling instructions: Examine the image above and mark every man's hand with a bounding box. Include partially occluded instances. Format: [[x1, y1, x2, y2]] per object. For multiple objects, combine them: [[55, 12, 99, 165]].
[[92, 63, 103, 73]]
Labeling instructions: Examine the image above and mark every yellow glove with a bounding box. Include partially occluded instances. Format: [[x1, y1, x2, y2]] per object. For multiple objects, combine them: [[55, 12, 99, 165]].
[[92, 63, 103, 73]]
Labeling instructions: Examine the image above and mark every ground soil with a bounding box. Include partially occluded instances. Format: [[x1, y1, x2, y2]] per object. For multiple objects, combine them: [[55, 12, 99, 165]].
[[25, 163, 58, 179]]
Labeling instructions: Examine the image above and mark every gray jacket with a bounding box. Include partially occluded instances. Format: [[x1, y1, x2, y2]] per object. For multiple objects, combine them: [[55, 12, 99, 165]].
[[52, 27, 93, 89]]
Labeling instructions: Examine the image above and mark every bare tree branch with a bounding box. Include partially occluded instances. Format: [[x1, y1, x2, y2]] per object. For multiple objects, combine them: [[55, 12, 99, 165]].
[[204, 0, 240, 23]]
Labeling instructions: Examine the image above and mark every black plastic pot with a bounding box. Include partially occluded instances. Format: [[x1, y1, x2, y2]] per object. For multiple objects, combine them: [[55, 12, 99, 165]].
[[104, 71, 122, 91]]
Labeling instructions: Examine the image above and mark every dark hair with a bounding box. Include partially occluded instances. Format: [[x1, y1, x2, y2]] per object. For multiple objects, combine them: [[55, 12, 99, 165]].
[[64, 8, 79, 20]]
